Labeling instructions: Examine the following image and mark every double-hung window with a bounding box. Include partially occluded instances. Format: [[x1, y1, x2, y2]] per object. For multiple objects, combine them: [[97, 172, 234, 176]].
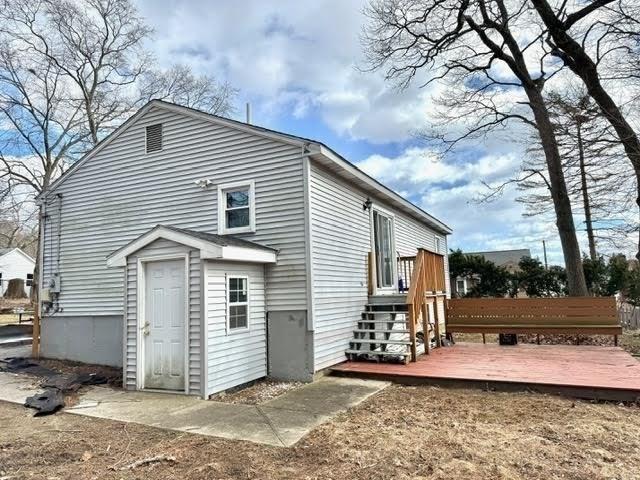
[[227, 276, 249, 331], [218, 181, 255, 234]]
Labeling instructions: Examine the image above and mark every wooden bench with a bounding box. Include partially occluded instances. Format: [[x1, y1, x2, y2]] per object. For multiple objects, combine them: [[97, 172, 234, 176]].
[[446, 297, 622, 345]]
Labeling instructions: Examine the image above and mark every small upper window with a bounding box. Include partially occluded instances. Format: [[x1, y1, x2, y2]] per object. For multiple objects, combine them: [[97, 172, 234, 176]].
[[227, 276, 249, 331], [26, 273, 33, 287], [145, 124, 163, 153], [218, 181, 255, 234], [434, 236, 441, 253]]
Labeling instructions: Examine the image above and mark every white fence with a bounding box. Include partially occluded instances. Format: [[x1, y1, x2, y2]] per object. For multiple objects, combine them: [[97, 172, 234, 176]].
[[619, 302, 640, 329]]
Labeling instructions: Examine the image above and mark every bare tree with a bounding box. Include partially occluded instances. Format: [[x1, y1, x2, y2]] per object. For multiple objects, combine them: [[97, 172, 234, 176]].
[[516, 89, 636, 258], [529, 0, 640, 259], [362, 0, 589, 295], [139, 64, 237, 116], [0, 190, 38, 257], [0, 27, 88, 194], [1, 0, 152, 145]]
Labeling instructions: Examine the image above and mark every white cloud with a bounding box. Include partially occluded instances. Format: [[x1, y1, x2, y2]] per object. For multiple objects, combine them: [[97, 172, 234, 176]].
[[357, 147, 570, 265], [134, 0, 442, 143]]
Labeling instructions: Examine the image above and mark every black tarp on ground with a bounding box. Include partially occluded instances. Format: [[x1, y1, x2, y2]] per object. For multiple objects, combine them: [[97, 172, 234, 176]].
[[0, 357, 108, 416]]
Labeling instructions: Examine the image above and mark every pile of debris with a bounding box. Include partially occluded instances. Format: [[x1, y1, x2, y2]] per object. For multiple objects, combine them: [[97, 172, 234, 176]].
[[0, 357, 109, 416]]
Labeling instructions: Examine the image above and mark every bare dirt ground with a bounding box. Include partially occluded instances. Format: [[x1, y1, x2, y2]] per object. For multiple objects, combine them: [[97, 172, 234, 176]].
[[1, 384, 639, 480], [209, 379, 303, 404]]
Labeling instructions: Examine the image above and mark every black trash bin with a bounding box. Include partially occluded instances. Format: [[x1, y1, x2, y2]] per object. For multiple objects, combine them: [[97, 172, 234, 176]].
[[499, 333, 518, 345]]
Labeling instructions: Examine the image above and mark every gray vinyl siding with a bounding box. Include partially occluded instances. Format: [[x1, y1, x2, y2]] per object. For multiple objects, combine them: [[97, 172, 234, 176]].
[[205, 261, 266, 395], [41, 105, 306, 319], [124, 239, 202, 394], [309, 161, 450, 371]]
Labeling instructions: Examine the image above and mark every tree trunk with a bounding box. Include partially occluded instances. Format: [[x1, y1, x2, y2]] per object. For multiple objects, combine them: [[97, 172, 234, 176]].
[[576, 122, 597, 260], [527, 87, 589, 296], [531, 0, 640, 260], [4, 278, 27, 299]]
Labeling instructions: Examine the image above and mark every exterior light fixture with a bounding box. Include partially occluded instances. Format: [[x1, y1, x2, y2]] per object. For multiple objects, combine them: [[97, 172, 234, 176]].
[[363, 198, 372, 211]]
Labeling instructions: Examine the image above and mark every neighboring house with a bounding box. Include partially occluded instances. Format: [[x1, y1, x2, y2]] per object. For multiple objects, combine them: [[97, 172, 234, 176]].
[[37, 100, 451, 398], [0, 248, 35, 296], [453, 249, 531, 297]]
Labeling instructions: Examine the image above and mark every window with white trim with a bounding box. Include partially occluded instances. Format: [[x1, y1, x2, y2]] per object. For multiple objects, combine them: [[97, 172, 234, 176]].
[[227, 276, 249, 331], [434, 236, 442, 253], [218, 181, 255, 234], [26, 273, 33, 287]]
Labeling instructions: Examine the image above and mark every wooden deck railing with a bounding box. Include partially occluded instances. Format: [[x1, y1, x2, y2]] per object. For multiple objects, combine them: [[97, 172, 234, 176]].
[[397, 255, 415, 292], [405, 248, 447, 361]]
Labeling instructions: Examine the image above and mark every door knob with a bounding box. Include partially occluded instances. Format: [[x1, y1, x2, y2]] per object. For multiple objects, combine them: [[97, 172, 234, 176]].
[[142, 321, 150, 336]]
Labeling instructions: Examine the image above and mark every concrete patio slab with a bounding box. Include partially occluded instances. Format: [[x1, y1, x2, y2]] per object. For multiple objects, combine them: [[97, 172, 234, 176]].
[[0, 372, 388, 447]]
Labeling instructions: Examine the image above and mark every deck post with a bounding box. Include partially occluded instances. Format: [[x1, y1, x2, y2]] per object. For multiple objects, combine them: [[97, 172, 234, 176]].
[[433, 296, 442, 347], [367, 251, 374, 296], [421, 301, 430, 355], [408, 304, 418, 362]]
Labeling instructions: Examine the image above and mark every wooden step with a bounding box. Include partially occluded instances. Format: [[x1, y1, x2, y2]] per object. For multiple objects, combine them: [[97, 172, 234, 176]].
[[361, 311, 407, 317], [359, 318, 408, 324], [365, 303, 408, 310], [353, 328, 410, 334], [350, 338, 411, 346], [346, 349, 408, 357]]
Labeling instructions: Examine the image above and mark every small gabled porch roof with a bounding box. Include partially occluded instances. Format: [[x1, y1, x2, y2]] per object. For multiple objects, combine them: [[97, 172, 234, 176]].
[[106, 225, 278, 267]]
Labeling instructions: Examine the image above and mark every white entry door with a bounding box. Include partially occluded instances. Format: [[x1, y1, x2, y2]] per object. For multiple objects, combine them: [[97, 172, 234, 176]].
[[143, 259, 186, 391]]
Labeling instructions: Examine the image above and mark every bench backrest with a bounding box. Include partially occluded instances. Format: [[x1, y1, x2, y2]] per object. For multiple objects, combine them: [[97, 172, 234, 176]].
[[447, 297, 619, 332]]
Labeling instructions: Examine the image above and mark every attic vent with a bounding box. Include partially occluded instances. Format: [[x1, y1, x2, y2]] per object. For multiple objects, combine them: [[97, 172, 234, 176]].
[[145, 124, 163, 153]]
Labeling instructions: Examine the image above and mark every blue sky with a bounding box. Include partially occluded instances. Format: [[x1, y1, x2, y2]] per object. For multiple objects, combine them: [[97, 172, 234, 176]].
[[132, 0, 595, 265]]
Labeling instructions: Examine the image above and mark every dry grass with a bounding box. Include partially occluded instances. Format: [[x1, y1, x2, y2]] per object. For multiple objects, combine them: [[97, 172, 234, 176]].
[[1, 385, 639, 480]]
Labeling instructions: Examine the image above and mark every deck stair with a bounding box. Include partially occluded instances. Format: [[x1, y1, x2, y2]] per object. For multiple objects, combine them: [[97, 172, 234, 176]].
[[346, 301, 415, 363]]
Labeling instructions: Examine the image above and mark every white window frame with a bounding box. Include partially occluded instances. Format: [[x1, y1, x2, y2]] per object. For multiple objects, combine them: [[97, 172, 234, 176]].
[[434, 235, 442, 254], [226, 274, 250, 333], [217, 180, 256, 235], [369, 204, 398, 294]]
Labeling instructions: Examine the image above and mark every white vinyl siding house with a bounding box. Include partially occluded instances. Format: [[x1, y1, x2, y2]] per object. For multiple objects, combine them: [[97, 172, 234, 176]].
[[40, 105, 306, 316], [38, 100, 451, 397], [0, 248, 35, 296], [308, 163, 449, 370]]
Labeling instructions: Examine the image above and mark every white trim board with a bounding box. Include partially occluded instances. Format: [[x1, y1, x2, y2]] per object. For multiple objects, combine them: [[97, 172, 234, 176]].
[[107, 225, 277, 267]]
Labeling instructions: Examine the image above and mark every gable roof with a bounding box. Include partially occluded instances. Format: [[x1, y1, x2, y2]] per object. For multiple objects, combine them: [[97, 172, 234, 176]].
[[106, 225, 277, 268], [41, 100, 452, 235], [0, 247, 36, 264], [465, 249, 531, 268]]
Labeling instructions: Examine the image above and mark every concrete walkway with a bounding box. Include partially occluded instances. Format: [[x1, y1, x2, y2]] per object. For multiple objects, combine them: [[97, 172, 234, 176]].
[[0, 371, 387, 447]]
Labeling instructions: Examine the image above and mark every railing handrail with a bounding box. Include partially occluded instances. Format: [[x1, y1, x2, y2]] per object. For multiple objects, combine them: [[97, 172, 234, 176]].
[[405, 248, 447, 361]]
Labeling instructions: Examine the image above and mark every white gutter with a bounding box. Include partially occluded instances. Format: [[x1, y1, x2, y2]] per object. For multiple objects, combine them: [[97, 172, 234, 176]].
[[311, 144, 452, 235]]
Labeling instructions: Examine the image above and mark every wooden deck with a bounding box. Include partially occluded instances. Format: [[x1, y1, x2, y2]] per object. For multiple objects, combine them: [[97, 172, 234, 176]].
[[332, 343, 640, 401]]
